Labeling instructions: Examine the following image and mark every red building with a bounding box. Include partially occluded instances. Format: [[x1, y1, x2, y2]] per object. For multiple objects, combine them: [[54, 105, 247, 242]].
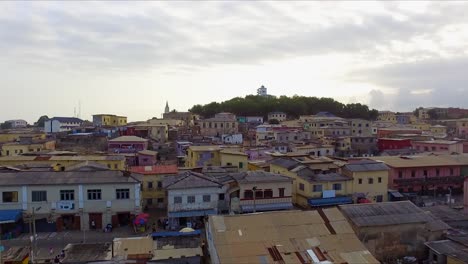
[[377, 138, 412, 152]]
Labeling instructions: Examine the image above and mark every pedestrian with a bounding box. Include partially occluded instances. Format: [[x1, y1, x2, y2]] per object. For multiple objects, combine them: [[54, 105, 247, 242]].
[[49, 247, 54, 256], [91, 220, 96, 230], [152, 222, 156, 232], [60, 249, 65, 258], [54, 255, 60, 263]]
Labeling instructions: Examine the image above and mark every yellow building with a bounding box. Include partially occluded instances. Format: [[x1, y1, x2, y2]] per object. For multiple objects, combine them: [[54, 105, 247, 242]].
[[133, 124, 169, 143], [93, 114, 128, 127], [430, 125, 447, 136], [412, 122, 431, 131], [219, 149, 248, 171], [377, 111, 397, 124], [270, 158, 353, 207], [0, 155, 125, 171], [0, 132, 46, 143], [185, 145, 222, 167], [342, 161, 390, 202], [130, 165, 178, 209], [0, 140, 55, 156]]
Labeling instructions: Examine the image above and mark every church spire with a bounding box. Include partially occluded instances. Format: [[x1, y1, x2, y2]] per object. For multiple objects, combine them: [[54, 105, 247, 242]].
[[164, 101, 170, 113]]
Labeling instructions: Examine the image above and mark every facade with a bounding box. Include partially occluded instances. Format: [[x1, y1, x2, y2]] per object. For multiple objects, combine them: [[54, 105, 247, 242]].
[[44, 117, 83, 133], [221, 133, 243, 144], [456, 119, 468, 138], [0, 139, 56, 156], [342, 161, 390, 203], [377, 138, 412, 152], [5, 120, 28, 128], [377, 111, 397, 123], [0, 132, 46, 143], [206, 209, 379, 264], [162, 111, 198, 126], [219, 150, 248, 172], [430, 125, 447, 138], [136, 150, 157, 166], [267, 112, 287, 122], [108, 136, 148, 154], [257, 85, 267, 96], [290, 144, 335, 157], [339, 201, 449, 261], [0, 170, 141, 231], [412, 140, 463, 154], [198, 113, 238, 137], [349, 119, 373, 137], [0, 155, 126, 171], [350, 136, 378, 156], [370, 155, 464, 194], [185, 145, 222, 167], [92, 114, 127, 127], [163, 171, 228, 230], [130, 165, 178, 209]]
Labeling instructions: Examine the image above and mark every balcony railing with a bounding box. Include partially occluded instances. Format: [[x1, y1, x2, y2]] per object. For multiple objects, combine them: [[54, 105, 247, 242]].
[[240, 197, 292, 206], [394, 176, 465, 186], [168, 201, 219, 212]]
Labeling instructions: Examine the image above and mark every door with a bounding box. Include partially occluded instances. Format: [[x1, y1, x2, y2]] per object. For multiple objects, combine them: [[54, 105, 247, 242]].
[[89, 213, 103, 229]]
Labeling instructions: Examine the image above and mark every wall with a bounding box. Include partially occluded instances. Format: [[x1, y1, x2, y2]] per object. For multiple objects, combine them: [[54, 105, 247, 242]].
[[344, 170, 389, 202], [186, 149, 221, 167], [389, 166, 462, 192], [220, 153, 248, 171], [141, 174, 175, 208], [0, 158, 125, 171], [44, 120, 61, 133], [412, 142, 463, 154], [167, 186, 227, 213]]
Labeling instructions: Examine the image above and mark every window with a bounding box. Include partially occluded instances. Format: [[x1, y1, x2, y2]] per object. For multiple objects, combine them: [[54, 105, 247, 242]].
[[210, 153, 215, 158], [255, 190, 263, 199], [358, 178, 362, 184], [107, 164, 111, 169], [378, 177, 382, 183], [398, 171, 403, 178], [239, 162, 243, 169], [157, 198, 164, 203], [32, 191, 47, 202], [116, 189, 130, 200], [411, 170, 416, 178], [450, 168, 454, 176], [219, 193, 225, 200], [174, 196, 182, 204], [157, 181, 162, 188], [87, 189, 102, 200], [147, 182, 153, 189], [278, 188, 285, 197], [146, 198, 153, 205], [187, 196, 195, 203], [2, 191, 18, 203], [368, 178, 374, 184], [60, 190, 74, 201], [299, 183, 305, 191], [313, 185, 322, 192], [332, 183, 342, 191], [114, 164, 118, 169], [436, 169, 440, 176], [423, 170, 428, 176], [203, 195, 211, 202], [264, 189, 273, 198]]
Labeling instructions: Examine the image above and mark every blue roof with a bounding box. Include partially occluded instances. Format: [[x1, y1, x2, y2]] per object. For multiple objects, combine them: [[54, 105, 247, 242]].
[[50, 117, 83, 123], [316, 112, 336, 117], [0, 209, 22, 224], [151, 230, 201, 238], [308, 196, 353, 207], [241, 202, 293, 213], [168, 209, 216, 218]]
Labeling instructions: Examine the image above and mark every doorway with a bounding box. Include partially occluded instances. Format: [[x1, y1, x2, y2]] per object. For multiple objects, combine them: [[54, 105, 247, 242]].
[[88, 213, 103, 230]]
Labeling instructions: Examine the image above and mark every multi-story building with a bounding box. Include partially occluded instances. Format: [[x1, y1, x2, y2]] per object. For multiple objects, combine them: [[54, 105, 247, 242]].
[[92, 114, 127, 127], [162, 111, 198, 126], [108, 136, 148, 154], [456, 118, 468, 138], [350, 136, 378, 156], [430, 125, 447, 138], [5, 120, 28, 128], [377, 138, 412, 152], [198, 113, 238, 137], [0, 154, 126, 171], [370, 155, 464, 194], [267, 112, 287, 122], [395, 113, 417, 125], [377, 111, 397, 123], [412, 140, 464, 154], [44, 117, 83, 133], [184, 146, 247, 171], [342, 160, 389, 203], [130, 165, 178, 209], [127, 123, 169, 143], [257, 85, 268, 96], [0, 169, 141, 231], [349, 119, 373, 137], [0, 137, 56, 156], [219, 149, 248, 171]]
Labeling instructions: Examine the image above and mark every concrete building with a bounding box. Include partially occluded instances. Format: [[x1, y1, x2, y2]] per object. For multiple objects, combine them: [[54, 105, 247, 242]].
[[108, 136, 148, 154], [412, 140, 464, 154], [426, 236, 468, 264], [92, 114, 127, 127], [350, 136, 378, 156], [349, 119, 373, 137], [339, 201, 449, 261], [377, 111, 397, 123], [377, 138, 412, 152], [221, 133, 243, 144], [257, 85, 268, 96], [162, 111, 198, 127], [5, 120, 28, 128], [342, 161, 389, 203], [456, 118, 468, 138], [370, 155, 464, 194], [44, 117, 83, 133], [0, 169, 141, 231], [267, 112, 287, 122], [0, 137, 56, 156], [206, 209, 379, 264], [130, 165, 178, 209], [219, 149, 248, 172], [198, 113, 238, 137]]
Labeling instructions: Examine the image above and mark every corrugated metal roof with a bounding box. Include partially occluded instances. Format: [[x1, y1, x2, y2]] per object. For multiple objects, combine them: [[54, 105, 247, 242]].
[[108, 136, 148, 142], [343, 161, 389, 172], [130, 165, 178, 175], [269, 158, 299, 170]]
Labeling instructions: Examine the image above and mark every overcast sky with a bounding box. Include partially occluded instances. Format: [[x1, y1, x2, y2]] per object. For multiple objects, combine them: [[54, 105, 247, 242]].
[[2, 1, 468, 123]]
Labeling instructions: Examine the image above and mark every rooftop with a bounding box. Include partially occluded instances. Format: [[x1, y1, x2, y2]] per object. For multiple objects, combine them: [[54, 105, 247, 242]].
[[0, 170, 140, 186], [130, 165, 178, 175], [269, 158, 300, 170], [227, 171, 292, 184], [339, 201, 450, 230], [208, 209, 379, 264], [220, 149, 248, 156], [414, 140, 460, 145], [425, 239, 468, 263], [188, 145, 222, 152], [343, 161, 389, 172], [163, 171, 222, 190], [369, 155, 464, 168], [0, 155, 125, 162], [138, 150, 158, 156], [48, 117, 84, 123], [108, 136, 148, 142]]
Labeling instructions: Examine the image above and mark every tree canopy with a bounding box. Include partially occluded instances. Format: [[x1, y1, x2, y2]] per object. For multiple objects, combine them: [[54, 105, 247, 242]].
[[35, 115, 49, 127], [0, 122, 12, 130], [189, 95, 378, 120]]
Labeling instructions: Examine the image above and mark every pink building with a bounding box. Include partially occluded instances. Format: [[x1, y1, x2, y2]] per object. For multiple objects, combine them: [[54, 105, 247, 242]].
[[137, 150, 158, 166], [457, 119, 468, 138], [108, 136, 148, 153], [371, 155, 464, 194], [412, 140, 464, 154]]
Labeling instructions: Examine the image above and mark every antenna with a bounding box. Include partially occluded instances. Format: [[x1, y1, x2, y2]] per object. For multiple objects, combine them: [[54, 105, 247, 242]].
[[74, 107, 76, 117], [78, 100, 82, 119]]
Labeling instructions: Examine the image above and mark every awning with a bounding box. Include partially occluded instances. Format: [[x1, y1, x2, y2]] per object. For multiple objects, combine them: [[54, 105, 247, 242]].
[[389, 191, 404, 198], [241, 203, 293, 213], [168, 209, 216, 218], [308, 197, 353, 207], [151, 230, 201, 238], [0, 210, 22, 224]]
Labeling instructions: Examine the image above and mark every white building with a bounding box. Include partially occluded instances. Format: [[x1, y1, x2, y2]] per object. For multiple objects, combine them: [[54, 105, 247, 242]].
[[221, 133, 243, 144], [0, 169, 141, 231], [44, 117, 83, 133], [5, 119, 28, 128], [257, 85, 267, 96], [268, 112, 287, 122]]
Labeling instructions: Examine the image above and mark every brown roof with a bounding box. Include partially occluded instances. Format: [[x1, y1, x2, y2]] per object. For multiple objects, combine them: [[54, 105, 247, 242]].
[[130, 165, 178, 175], [109, 136, 148, 142], [208, 209, 379, 264], [369, 155, 465, 168]]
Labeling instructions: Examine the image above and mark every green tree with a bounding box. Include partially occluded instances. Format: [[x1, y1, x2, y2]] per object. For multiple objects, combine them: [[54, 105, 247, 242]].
[[268, 119, 280, 124], [35, 115, 49, 127], [0, 122, 12, 130]]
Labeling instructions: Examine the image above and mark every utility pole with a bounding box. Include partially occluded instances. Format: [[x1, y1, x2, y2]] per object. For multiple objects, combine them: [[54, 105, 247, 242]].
[[252, 186, 257, 213]]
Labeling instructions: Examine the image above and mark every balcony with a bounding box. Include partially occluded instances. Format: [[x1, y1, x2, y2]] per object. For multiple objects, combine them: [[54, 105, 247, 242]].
[[168, 201, 218, 212], [240, 197, 292, 206], [393, 176, 465, 186]]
